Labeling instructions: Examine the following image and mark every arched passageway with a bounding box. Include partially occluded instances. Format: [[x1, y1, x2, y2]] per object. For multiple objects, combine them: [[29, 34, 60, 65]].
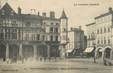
[[37, 45, 47, 58], [103, 47, 113, 66], [104, 48, 111, 59], [9, 44, 19, 62], [50, 45, 59, 57], [96, 48, 102, 58], [0, 44, 6, 61], [22, 45, 34, 60]]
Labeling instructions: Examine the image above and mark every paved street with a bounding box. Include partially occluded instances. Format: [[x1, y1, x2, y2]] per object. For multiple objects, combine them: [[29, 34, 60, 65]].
[[0, 58, 113, 73]]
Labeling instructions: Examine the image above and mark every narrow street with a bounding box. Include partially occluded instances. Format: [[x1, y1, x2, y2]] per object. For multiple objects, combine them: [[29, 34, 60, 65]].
[[0, 58, 113, 73]]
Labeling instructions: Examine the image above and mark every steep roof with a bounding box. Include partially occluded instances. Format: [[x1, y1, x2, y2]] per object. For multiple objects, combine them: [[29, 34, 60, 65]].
[[86, 22, 95, 26], [0, 3, 60, 21], [0, 2, 16, 15], [60, 10, 67, 19]]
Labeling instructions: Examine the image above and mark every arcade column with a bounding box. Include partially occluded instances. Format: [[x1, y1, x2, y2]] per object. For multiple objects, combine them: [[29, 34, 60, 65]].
[[33, 45, 37, 59], [6, 43, 9, 61], [110, 50, 113, 60], [19, 44, 23, 59]]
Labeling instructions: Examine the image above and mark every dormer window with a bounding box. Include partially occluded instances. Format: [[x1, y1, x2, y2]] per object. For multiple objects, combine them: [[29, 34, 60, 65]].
[[11, 11, 14, 15], [2, 10, 5, 15]]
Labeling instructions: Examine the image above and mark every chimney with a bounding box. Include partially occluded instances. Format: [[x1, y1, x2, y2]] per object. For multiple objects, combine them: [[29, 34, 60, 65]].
[[42, 12, 46, 17], [50, 11, 55, 18], [71, 27, 73, 31], [38, 12, 40, 16], [109, 7, 112, 12], [18, 7, 21, 15], [79, 26, 81, 30]]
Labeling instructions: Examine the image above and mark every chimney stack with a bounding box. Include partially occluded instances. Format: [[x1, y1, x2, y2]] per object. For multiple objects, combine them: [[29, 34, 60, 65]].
[[18, 7, 21, 15], [79, 26, 82, 30], [50, 11, 55, 18], [38, 12, 40, 16], [42, 12, 46, 17], [71, 27, 73, 31], [109, 7, 113, 12]]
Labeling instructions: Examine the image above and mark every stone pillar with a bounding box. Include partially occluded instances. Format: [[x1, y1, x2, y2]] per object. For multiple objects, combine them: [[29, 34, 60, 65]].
[[6, 43, 9, 61], [94, 49, 97, 59], [17, 29, 19, 40], [19, 44, 23, 59], [110, 50, 113, 60], [3, 29, 5, 39], [10, 29, 12, 40], [101, 50, 105, 63], [33, 45, 37, 59]]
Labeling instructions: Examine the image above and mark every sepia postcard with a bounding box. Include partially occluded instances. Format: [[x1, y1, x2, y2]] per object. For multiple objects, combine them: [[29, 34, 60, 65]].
[[0, 0, 113, 73]]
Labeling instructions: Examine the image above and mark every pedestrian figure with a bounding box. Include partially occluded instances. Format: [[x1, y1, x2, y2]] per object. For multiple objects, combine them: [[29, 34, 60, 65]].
[[44, 57, 46, 62], [94, 56, 96, 63], [40, 57, 42, 61], [103, 57, 107, 66], [3, 58, 5, 62]]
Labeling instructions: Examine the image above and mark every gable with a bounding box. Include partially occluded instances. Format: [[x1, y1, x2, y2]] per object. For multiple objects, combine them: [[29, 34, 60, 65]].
[[0, 3, 16, 16]]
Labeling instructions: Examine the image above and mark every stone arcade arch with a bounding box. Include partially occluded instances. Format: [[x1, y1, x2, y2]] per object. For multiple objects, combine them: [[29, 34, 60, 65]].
[[95, 47, 103, 58], [22, 45, 34, 60], [95, 46, 113, 65], [37, 45, 47, 58], [0, 44, 6, 61], [9, 44, 19, 62], [104, 47, 112, 59], [102, 46, 113, 65]]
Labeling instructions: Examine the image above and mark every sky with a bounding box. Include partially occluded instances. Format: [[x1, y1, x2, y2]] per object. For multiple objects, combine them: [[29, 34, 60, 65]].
[[0, 0, 113, 34]]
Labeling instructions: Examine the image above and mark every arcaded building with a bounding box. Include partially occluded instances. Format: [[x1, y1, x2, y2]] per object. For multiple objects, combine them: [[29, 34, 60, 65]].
[[0, 3, 67, 62], [86, 8, 113, 64]]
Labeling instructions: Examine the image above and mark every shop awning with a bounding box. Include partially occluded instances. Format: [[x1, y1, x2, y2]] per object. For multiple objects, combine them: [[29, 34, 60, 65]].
[[84, 47, 94, 53], [66, 49, 74, 53]]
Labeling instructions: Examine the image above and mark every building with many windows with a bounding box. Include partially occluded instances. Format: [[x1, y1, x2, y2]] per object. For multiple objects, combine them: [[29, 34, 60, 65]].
[[86, 7, 113, 64], [59, 10, 68, 58], [66, 27, 86, 57], [0, 3, 66, 62], [85, 23, 96, 57]]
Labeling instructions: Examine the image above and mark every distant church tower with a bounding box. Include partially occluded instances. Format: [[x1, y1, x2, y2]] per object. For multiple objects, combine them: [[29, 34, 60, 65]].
[[60, 10, 68, 58]]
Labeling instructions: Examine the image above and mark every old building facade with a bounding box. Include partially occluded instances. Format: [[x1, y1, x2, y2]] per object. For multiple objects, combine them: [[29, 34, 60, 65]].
[[86, 7, 113, 64], [0, 3, 66, 62], [66, 27, 86, 57], [59, 10, 68, 58], [85, 23, 96, 57]]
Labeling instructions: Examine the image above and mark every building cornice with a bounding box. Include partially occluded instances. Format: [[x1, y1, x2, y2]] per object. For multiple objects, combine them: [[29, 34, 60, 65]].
[[95, 7, 113, 19], [86, 22, 95, 26]]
